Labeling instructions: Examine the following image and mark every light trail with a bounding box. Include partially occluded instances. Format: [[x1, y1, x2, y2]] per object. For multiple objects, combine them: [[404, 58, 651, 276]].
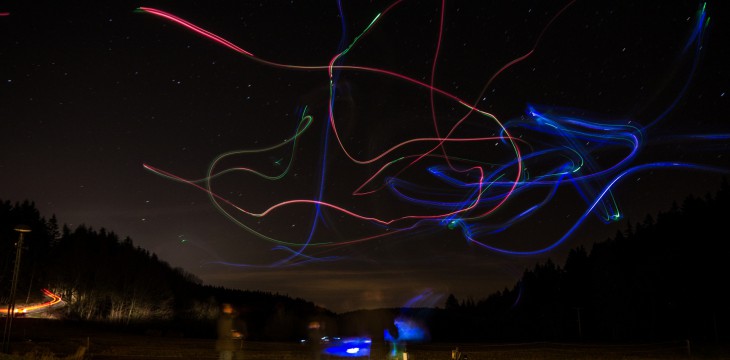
[[138, 1, 728, 265], [3, 289, 64, 316]]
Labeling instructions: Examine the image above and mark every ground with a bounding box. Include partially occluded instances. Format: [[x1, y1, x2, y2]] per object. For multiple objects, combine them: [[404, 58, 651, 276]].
[[1, 319, 727, 359]]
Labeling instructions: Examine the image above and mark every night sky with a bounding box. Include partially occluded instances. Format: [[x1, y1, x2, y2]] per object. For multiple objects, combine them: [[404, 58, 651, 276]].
[[2, 0, 728, 313]]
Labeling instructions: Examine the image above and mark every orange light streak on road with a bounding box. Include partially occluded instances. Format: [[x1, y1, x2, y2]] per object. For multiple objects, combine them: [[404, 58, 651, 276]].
[[5, 289, 63, 315]]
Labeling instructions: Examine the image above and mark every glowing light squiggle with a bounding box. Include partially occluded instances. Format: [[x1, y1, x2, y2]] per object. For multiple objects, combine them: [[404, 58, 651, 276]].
[[139, 1, 728, 266]]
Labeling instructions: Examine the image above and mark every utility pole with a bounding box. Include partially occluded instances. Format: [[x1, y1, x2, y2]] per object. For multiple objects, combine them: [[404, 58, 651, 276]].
[[2, 224, 31, 353], [575, 307, 583, 339]]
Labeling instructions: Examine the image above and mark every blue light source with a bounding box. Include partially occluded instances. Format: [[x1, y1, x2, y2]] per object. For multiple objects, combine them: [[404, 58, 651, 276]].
[[322, 337, 372, 357]]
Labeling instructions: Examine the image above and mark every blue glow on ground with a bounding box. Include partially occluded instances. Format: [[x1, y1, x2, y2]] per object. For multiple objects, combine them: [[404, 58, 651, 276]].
[[322, 337, 372, 357]]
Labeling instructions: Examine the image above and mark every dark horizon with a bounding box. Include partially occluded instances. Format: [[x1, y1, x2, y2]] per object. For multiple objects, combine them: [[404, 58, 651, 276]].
[[1, 179, 729, 351]]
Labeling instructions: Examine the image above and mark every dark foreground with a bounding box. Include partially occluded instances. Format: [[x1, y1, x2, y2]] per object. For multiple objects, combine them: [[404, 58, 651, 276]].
[[2, 319, 728, 360]]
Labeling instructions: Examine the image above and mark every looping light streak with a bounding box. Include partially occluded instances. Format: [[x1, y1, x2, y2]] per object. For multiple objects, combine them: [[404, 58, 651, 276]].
[[5, 289, 64, 315], [140, 1, 728, 265]]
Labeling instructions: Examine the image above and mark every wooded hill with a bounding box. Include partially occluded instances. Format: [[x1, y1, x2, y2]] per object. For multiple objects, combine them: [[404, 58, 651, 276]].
[[0, 200, 332, 340], [1, 176, 728, 344], [426, 176, 730, 343]]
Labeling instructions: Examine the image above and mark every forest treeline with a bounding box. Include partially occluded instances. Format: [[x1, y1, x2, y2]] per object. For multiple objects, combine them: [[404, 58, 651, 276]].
[[424, 176, 730, 344], [0, 200, 332, 340], [1, 176, 729, 344]]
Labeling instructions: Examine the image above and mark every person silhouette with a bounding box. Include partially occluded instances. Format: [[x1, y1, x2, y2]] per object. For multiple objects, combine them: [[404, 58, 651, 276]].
[[451, 346, 462, 360], [216, 303, 245, 360], [308, 320, 324, 360]]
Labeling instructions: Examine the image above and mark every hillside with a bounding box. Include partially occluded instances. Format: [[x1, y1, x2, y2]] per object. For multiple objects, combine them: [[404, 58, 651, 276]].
[[1, 176, 729, 346]]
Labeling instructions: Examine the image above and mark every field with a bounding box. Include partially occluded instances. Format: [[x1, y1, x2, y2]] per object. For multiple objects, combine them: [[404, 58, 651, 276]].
[[1, 319, 727, 360]]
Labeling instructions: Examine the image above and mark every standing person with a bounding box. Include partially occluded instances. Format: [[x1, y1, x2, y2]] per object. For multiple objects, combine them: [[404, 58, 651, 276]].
[[451, 346, 462, 360], [216, 303, 245, 360], [307, 320, 324, 360]]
